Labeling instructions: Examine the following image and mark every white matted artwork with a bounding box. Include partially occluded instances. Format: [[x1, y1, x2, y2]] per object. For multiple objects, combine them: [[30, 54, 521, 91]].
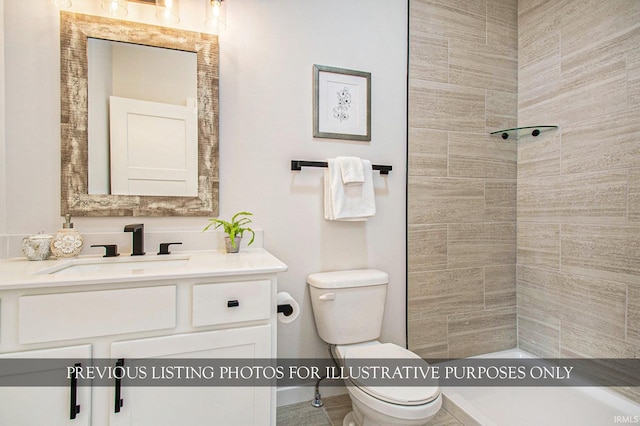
[[313, 65, 371, 141]]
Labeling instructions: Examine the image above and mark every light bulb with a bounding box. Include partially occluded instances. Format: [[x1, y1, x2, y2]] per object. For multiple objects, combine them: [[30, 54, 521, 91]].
[[156, 0, 180, 24], [101, 0, 128, 17], [205, 0, 226, 32], [51, 0, 72, 8]]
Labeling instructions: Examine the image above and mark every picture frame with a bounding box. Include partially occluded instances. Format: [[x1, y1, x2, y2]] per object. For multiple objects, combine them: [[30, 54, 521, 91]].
[[313, 64, 371, 141]]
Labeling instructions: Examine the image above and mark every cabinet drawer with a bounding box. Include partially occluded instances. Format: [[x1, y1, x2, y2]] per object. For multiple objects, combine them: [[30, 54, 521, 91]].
[[18, 286, 176, 344], [192, 280, 271, 327]]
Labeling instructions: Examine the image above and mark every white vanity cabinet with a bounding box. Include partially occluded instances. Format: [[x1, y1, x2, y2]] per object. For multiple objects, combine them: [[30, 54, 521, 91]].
[[0, 345, 93, 426], [0, 249, 287, 426], [109, 325, 271, 426]]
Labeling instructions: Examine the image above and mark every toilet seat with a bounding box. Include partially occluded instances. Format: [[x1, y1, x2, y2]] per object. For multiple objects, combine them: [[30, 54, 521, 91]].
[[336, 342, 440, 406]]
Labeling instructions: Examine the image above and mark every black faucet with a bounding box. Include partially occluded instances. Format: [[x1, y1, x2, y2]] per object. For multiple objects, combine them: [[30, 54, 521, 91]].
[[91, 244, 120, 258], [124, 223, 145, 256]]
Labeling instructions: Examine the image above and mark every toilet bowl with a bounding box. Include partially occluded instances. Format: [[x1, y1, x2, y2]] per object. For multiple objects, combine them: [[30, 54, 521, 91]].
[[335, 341, 441, 426], [307, 269, 442, 426]]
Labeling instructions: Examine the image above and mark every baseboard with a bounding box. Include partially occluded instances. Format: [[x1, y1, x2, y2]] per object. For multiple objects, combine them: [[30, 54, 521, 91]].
[[277, 384, 347, 407]]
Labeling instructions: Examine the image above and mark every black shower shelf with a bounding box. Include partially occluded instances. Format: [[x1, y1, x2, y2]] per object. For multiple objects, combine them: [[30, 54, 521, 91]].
[[490, 125, 558, 140]]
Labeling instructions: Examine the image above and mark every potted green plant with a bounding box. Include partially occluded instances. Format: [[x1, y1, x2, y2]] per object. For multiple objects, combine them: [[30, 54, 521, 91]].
[[203, 211, 256, 253]]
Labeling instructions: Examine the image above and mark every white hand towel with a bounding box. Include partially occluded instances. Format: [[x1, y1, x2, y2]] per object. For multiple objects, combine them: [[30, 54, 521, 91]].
[[336, 156, 364, 186], [324, 158, 376, 221]]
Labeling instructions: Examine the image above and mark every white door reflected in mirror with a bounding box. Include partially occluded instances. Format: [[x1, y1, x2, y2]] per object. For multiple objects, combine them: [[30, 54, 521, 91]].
[[87, 38, 198, 196], [109, 96, 198, 197]]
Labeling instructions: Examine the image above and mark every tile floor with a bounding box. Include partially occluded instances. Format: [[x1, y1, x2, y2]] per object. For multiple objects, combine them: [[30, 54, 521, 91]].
[[276, 393, 463, 425]]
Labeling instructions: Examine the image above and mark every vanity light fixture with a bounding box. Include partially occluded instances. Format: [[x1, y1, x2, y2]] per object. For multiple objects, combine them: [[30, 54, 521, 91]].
[[51, 0, 72, 8], [101, 0, 128, 17], [155, 0, 180, 24], [204, 0, 227, 32]]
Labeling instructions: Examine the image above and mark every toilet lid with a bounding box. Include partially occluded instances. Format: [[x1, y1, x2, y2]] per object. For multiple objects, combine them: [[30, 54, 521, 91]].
[[342, 343, 440, 406]]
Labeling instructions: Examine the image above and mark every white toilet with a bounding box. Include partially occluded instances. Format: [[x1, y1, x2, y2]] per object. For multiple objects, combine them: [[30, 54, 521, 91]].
[[307, 269, 442, 426]]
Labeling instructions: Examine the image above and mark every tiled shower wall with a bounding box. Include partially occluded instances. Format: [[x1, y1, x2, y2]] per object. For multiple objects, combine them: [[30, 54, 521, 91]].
[[407, 0, 519, 358], [516, 0, 640, 395], [409, 0, 639, 374]]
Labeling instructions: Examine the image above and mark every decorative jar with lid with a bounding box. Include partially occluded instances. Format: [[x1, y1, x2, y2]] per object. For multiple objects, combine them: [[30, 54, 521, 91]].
[[50, 214, 84, 258]]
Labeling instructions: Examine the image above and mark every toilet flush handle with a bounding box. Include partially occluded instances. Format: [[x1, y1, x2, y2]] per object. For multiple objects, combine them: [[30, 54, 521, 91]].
[[318, 292, 335, 301]]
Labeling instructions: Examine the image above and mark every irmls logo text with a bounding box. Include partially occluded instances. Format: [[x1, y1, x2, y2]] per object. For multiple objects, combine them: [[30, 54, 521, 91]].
[[614, 415, 640, 424]]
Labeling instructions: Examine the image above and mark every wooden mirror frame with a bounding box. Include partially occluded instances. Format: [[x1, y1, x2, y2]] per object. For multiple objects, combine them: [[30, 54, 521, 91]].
[[60, 11, 219, 216]]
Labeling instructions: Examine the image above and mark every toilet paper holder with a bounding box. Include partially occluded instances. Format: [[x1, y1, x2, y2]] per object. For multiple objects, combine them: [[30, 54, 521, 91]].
[[277, 304, 294, 316]]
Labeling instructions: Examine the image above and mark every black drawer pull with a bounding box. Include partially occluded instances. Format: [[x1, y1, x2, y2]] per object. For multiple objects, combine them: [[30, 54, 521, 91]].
[[114, 358, 124, 413], [69, 362, 81, 419], [227, 300, 239, 308]]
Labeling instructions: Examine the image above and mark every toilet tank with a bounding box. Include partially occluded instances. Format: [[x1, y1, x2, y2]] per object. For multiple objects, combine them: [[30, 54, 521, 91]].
[[307, 269, 389, 345]]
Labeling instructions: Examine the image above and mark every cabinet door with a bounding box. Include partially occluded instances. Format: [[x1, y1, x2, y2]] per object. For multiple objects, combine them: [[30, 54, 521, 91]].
[[0, 345, 92, 426], [110, 325, 271, 426]]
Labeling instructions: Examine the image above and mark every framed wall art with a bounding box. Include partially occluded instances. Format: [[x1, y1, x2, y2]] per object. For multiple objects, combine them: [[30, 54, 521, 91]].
[[313, 64, 371, 141]]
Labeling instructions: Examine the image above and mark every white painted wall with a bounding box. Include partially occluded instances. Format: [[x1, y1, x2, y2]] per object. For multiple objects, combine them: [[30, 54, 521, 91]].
[[219, 0, 408, 360], [0, 0, 6, 258], [3, 0, 407, 370]]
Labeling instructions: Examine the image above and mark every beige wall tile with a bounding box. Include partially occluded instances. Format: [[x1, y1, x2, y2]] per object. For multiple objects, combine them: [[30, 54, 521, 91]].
[[559, 0, 640, 56], [561, 108, 640, 174], [518, 0, 563, 53], [561, 323, 639, 402], [517, 130, 561, 179], [517, 315, 560, 358], [628, 284, 640, 345], [518, 33, 561, 111], [629, 49, 640, 105], [408, 176, 485, 224], [408, 0, 519, 360], [410, 0, 487, 44], [408, 128, 448, 177], [561, 322, 638, 358], [448, 307, 517, 358], [408, 224, 447, 272], [630, 168, 640, 223], [561, 224, 640, 285], [486, 90, 517, 133], [485, 180, 516, 222], [517, 222, 560, 270], [449, 42, 517, 92], [447, 223, 516, 268], [519, 12, 635, 125], [561, 274, 627, 340], [555, 74, 628, 127], [486, 0, 517, 52], [409, 33, 448, 84], [485, 265, 516, 309], [518, 171, 628, 224], [408, 268, 484, 316], [408, 80, 485, 132], [560, 36, 628, 98], [518, 262, 626, 340], [516, 266, 563, 322], [448, 132, 516, 179], [407, 313, 449, 358], [516, 2, 640, 402]]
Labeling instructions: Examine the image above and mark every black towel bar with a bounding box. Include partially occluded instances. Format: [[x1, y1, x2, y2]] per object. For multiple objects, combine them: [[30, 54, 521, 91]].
[[291, 160, 392, 175]]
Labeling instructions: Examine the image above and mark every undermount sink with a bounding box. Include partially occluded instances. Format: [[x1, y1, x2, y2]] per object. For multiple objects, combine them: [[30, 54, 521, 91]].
[[38, 254, 191, 276]]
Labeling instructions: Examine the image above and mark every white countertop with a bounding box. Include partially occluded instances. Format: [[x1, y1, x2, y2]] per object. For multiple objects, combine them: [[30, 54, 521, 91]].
[[0, 249, 288, 290]]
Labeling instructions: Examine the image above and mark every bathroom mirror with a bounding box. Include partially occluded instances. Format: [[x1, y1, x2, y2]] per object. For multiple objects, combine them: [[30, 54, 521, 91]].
[[60, 11, 219, 216], [87, 38, 198, 197]]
